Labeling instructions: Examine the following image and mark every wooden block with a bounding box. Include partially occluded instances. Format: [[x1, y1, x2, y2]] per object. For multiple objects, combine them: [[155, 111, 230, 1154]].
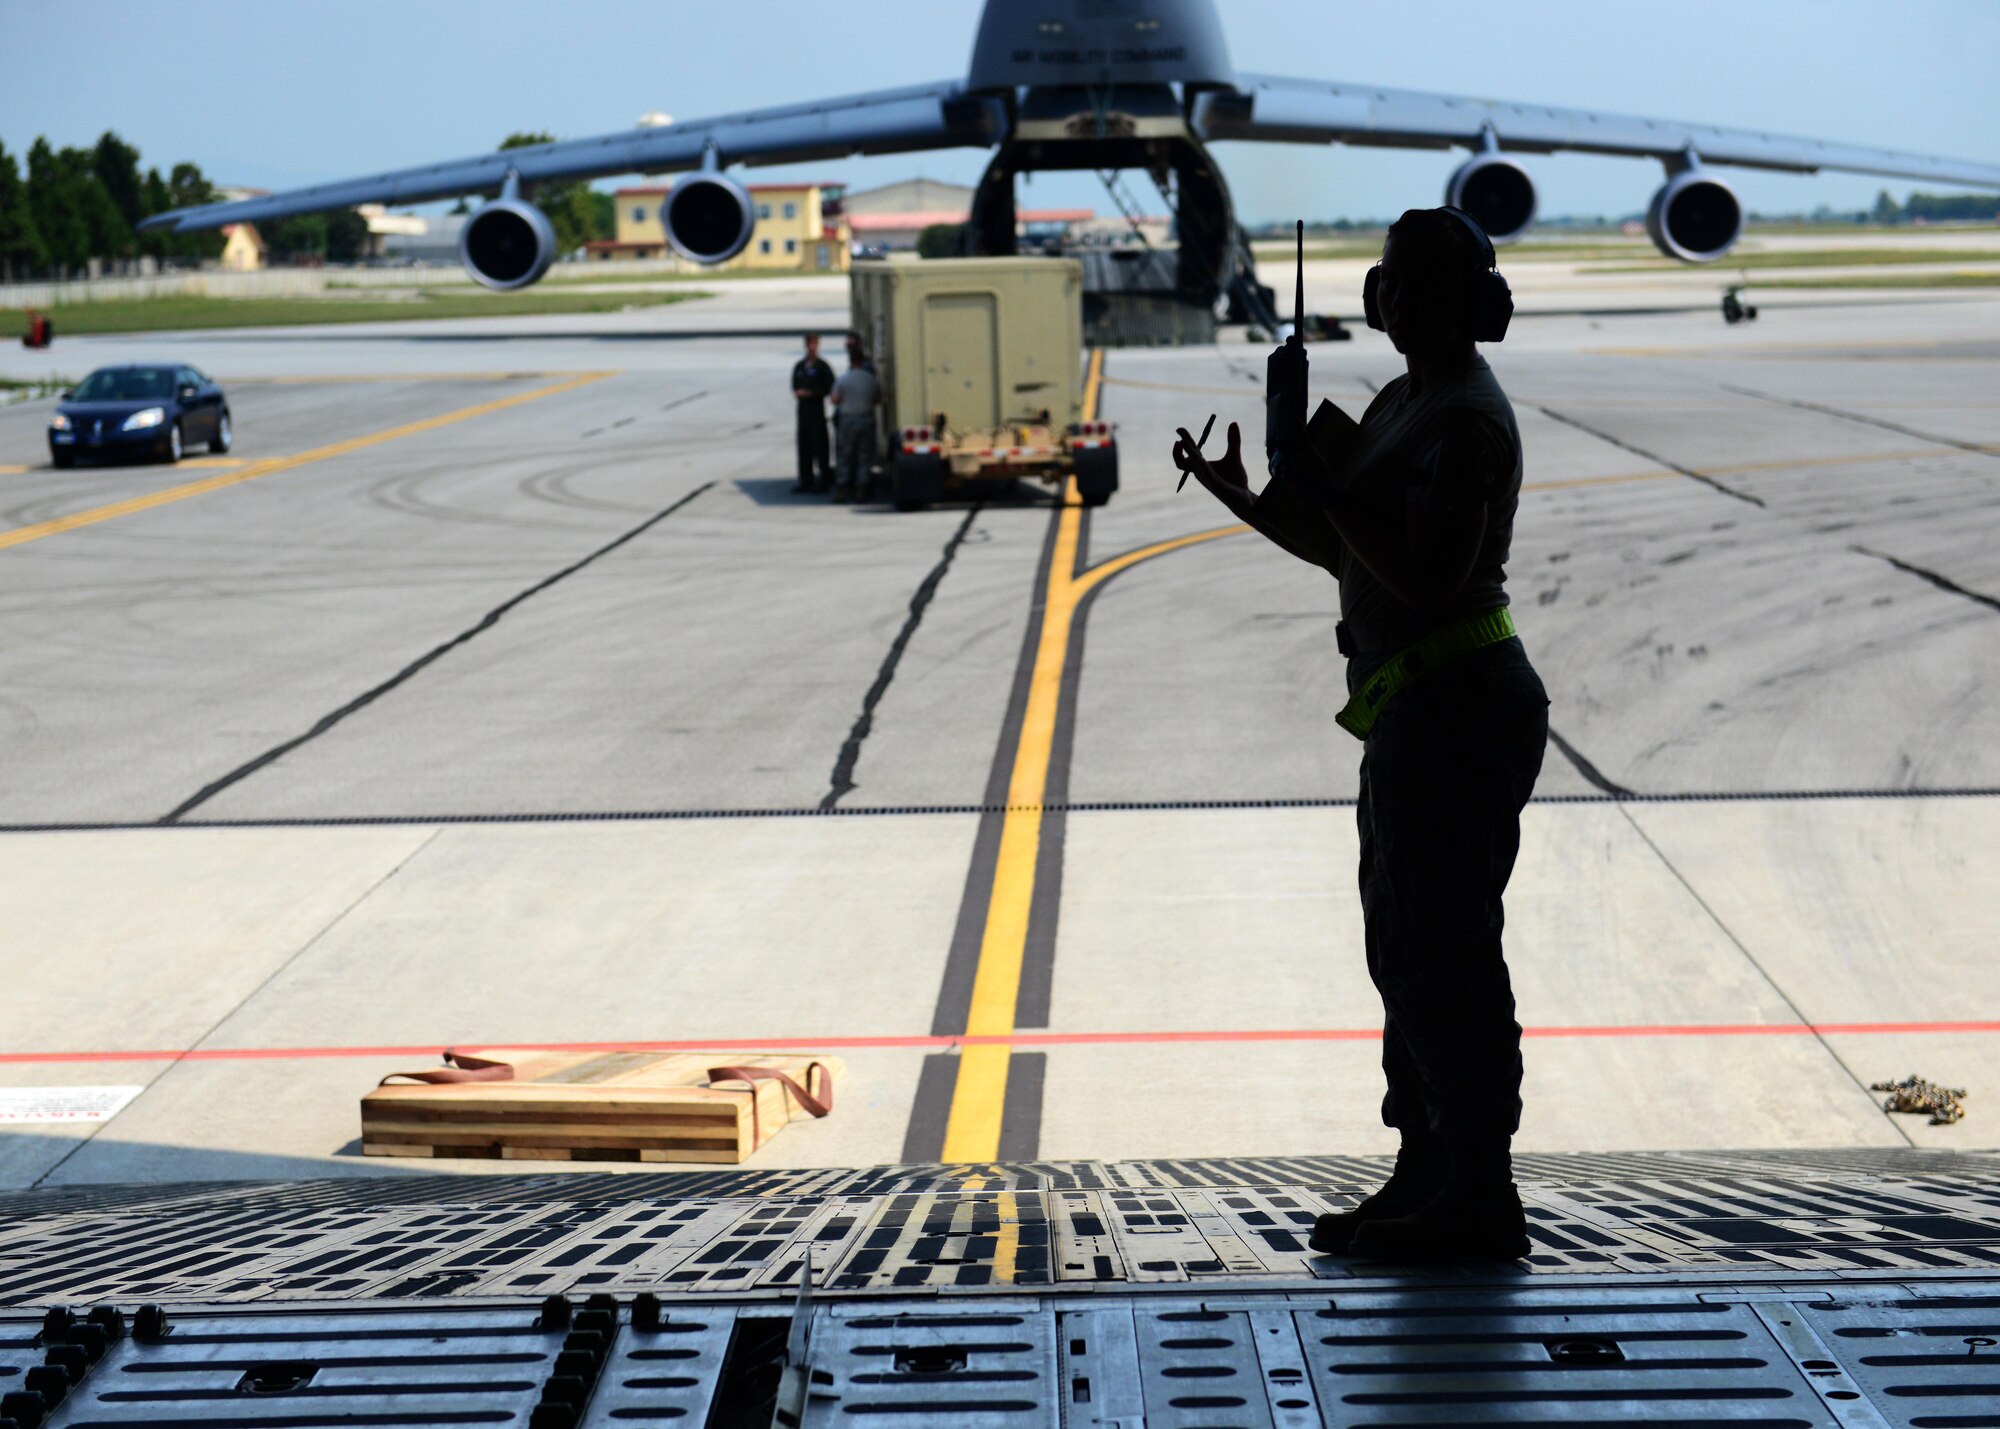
[[360, 1049, 841, 1164]]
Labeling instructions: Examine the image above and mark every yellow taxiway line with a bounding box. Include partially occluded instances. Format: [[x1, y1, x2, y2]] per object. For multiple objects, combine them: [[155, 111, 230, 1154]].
[[936, 355, 1988, 1164], [940, 349, 1249, 1164], [0, 457, 243, 476], [224, 372, 580, 385], [1587, 336, 2000, 359], [1080, 346, 1105, 421], [0, 372, 609, 552]]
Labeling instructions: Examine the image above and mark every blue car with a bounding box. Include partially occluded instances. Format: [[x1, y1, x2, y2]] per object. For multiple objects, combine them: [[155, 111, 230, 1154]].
[[48, 364, 232, 469]]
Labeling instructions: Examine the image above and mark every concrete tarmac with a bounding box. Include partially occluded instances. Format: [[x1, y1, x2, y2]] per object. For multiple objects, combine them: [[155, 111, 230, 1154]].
[[1, 275, 1995, 1188]]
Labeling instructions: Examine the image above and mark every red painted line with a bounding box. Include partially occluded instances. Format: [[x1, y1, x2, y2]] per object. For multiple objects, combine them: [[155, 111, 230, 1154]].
[[2, 1020, 1996, 1068]]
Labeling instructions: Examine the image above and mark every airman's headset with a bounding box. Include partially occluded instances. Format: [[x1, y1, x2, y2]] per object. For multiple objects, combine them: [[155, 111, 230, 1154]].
[[1363, 205, 1514, 343]]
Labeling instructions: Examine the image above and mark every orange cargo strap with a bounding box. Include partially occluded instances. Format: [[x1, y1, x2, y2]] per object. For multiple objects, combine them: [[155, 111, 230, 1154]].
[[378, 1050, 517, 1086], [707, 1063, 835, 1147]]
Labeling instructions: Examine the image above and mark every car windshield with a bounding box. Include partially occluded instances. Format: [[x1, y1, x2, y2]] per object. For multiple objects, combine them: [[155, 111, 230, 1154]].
[[71, 368, 174, 401]]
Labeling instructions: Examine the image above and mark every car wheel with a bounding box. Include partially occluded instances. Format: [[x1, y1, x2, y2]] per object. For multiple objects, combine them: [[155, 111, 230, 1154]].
[[165, 422, 183, 464], [211, 410, 232, 454], [51, 449, 74, 470]]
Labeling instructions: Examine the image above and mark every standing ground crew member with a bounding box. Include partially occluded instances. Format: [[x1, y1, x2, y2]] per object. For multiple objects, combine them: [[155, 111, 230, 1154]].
[[792, 333, 834, 495], [1172, 207, 1548, 1264], [829, 345, 881, 502]]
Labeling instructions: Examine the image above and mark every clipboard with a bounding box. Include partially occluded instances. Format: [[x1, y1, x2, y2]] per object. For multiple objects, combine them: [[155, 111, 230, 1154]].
[[1249, 397, 1360, 574], [1302, 398, 1362, 494]]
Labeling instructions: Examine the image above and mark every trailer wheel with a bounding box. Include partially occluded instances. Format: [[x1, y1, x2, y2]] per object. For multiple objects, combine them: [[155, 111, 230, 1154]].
[[1074, 443, 1118, 508], [893, 450, 945, 512]]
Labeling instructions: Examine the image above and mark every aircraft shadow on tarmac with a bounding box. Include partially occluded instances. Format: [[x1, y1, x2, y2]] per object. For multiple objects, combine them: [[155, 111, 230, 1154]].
[[732, 475, 1063, 509], [3, 1132, 435, 1190], [170, 327, 842, 344]]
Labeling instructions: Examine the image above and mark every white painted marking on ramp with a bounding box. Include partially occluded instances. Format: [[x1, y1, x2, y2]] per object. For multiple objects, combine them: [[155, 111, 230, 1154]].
[[0, 1085, 142, 1124]]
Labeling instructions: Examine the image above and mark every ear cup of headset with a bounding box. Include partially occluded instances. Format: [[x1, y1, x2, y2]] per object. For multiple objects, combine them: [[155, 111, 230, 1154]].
[[1363, 264, 1384, 331], [1475, 270, 1513, 342], [1439, 206, 1513, 343]]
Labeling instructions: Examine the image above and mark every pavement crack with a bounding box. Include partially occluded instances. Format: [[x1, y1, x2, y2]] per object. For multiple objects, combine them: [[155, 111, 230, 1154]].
[[26, 828, 444, 1189], [159, 482, 717, 823], [1724, 383, 2000, 462], [1616, 804, 1917, 1149], [1851, 544, 2000, 615], [1547, 727, 1637, 798], [821, 504, 983, 809], [1538, 406, 1765, 507]]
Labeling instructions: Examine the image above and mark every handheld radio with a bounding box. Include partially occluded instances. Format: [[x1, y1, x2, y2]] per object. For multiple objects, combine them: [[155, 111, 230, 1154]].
[[1264, 220, 1308, 479]]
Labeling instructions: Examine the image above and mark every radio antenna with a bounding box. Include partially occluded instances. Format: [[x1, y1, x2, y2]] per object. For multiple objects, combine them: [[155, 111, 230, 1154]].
[[1293, 219, 1305, 337]]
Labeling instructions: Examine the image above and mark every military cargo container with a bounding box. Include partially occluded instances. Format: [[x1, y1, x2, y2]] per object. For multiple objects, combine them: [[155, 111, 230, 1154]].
[[849, 256, 1118, 509]]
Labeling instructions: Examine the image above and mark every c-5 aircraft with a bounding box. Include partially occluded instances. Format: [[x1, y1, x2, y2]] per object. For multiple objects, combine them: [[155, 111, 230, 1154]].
[[142, 0, 2000, 322]]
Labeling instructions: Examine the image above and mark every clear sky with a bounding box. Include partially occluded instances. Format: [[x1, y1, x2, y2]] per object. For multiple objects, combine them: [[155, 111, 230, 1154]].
[[4, 0, 1995, 225]]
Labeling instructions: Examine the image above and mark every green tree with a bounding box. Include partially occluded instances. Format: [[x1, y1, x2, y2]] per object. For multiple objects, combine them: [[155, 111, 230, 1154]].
[[166, 161, 216, 211], [1905, 190, 2000, 223], [166, 162, 225, 261], [917, 221, 963, 258], [326, 207, 371, 263], [0, 140, 47, 277], [60, 146, 132, 261], [92, 131, 145, 232], [1871, 190, 1902, 225], [26, 138, 89, 271], [265, 213, 328, 261], [138, 167, 173, 260], [498, 132, 597, 257]]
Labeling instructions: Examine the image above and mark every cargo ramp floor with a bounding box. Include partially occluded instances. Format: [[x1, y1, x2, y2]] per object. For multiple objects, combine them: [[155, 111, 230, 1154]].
[[4, 1148, 1999, 1425]]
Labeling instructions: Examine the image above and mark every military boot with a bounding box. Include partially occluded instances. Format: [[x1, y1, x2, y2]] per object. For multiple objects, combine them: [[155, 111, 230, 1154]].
[[1348, 1141, 1530, 1264], [1308, 1135, 1446, 1255]]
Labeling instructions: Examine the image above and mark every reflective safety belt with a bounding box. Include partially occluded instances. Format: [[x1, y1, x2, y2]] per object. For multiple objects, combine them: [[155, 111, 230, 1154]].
[[1335, 607, 1517, 741]]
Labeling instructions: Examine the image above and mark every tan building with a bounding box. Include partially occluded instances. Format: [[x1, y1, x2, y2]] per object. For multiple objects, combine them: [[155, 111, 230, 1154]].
[[841, 178, 976, 220], [839, 177, 1092, 251], [590, 181, 850, 272], [219, 223, 267, 272]]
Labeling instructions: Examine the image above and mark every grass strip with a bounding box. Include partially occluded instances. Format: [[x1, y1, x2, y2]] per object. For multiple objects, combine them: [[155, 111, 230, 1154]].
[[0, 288, 710, 337], [1592, 248, 2000, 274], [331, 267, 816, 289], [1751, 271, 2000, 289]]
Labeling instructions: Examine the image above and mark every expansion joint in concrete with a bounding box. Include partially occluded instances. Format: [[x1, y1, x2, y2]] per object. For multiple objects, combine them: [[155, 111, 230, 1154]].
[[1724, 381, 2000, 461], [1537, 405, 1767, 507], [159, 480, 718, 823]]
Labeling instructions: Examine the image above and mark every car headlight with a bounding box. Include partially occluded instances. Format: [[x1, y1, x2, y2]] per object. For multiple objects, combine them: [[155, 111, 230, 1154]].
[[121, 407, 166, 431], [49, 412, 70, 431]]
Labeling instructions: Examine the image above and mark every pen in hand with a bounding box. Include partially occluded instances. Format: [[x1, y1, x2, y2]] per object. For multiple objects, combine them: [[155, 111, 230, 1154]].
[[1176, 413, 1217, 492]]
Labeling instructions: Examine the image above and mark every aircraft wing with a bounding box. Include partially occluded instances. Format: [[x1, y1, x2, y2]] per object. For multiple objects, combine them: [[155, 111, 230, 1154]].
[[1194, 74, 2000, 188], [138, 81, 1003, 233]]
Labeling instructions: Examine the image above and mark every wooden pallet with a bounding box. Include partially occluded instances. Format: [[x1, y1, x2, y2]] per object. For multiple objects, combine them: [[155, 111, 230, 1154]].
[[360, 1050, 840, 1164]]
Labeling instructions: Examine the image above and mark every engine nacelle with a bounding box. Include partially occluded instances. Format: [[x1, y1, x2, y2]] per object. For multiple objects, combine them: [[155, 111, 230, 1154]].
[[661, 172, 756, 264], [1445, 153, 1537, 244], [1646, 171, 1743, 263], [459, 198, 557, 290]]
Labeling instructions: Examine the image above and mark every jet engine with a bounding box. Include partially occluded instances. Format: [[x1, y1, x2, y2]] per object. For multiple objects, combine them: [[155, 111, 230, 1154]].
[[1445, 152, 1537, 244], [459, 197, 558, 291], [661, 172, 756, 264], [1646, 170, 1743, 263]]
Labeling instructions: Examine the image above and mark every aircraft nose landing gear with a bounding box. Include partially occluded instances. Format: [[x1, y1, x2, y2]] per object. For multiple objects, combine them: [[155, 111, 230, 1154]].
[[1722, 285, 1758, 324]]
